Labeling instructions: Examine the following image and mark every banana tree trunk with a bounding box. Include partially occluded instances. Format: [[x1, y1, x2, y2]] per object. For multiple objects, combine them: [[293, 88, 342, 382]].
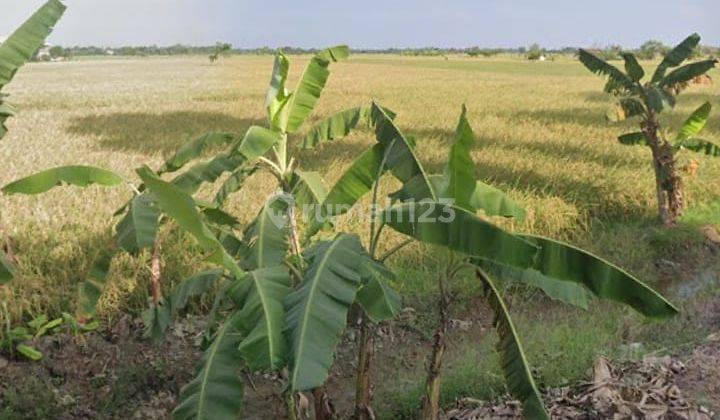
[[420, 274, 450, 420], [354, 314, 375, 420], [643, 116, 684, 226], [312, 387, 335, 420]]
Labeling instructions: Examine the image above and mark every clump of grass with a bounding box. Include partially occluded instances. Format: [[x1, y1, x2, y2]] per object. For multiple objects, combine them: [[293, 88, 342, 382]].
[[0, 376, 60, 420]]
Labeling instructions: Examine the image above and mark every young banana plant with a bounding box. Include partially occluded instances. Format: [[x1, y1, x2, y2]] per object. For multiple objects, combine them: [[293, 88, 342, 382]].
[[0, 0, 66, 284], [309, 103, 678, 419], [1, 46, 352, 336], [6, 45, 401, 419], [379, 107, 678, 419], [578, 33, 718, 226], [132, 100, 412, 419]]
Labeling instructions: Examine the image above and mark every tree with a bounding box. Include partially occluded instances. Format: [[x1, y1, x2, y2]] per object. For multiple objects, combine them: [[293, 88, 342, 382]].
[[579, 33, 719, 225], [0, 0, 66, 283], [526, 43, 544, 60], [637, 39, 668, 60], [209, 42, 232, 63], [49, 45, 67, 59]]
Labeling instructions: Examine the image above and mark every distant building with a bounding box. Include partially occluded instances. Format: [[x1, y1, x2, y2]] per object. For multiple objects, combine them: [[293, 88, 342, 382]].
[[36, 43, 52, 60], [105, 48, 115, 56]]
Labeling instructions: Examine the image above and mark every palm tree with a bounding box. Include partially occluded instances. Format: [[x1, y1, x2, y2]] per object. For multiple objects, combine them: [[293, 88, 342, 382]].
[[579, 33, 718, 225]]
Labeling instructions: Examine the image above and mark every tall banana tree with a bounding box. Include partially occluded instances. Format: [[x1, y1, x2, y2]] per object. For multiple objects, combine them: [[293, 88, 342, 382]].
[[0, 0, 66, 283], [578, 33, 719, 225]]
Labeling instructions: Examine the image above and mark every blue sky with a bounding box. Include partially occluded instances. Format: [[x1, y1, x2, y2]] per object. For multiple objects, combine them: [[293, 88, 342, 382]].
[[3, 0, 719, 49]]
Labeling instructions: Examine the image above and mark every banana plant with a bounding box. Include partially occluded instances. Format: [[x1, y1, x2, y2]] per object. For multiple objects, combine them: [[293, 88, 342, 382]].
[[578, 33, 718, 225], [0, 0, 66, 283], [319, 103, 677, 418], [283, 102, 678, 419], [5, 45, 397, 418], [1, 46, 351, 332]]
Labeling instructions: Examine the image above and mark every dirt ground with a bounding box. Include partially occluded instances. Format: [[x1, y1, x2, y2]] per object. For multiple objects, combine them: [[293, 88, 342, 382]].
[[1, 297, 719, 419]]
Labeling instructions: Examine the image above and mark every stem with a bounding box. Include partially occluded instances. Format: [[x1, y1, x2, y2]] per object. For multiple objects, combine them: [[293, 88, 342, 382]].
[[369, 138, 396, 257], [420, 263, 453, 419], [353, 140, 397, 419], [277, 133, 288, 172], [285, 391, 299, 420], [150, 238, 162, 304], [259, 156, 283, 178], [353, 313, 375, 420], [378, 238, 413, 262], [642, 109, 684, 226]]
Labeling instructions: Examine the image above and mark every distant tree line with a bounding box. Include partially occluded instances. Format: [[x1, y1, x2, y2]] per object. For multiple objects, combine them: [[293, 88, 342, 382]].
[[32, 42, 720, 60]]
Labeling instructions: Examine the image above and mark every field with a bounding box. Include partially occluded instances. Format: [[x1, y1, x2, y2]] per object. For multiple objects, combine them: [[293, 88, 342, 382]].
[[2, 54, 720, 417]]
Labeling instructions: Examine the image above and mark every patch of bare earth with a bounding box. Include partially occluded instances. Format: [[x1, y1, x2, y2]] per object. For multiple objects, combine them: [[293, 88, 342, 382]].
[[445, 353, 718, 419]]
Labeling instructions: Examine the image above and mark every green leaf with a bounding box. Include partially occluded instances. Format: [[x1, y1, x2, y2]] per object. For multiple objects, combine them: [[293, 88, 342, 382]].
[[606, 98, 646, 122], [76, 245, 116, 318], [227, 266, 292, 370], [235, 126, 282, 161], [286, 46, 350, 133], [285, 234, 366, 390], [265, 51, 291, 128], [382, 202, 538, 268], [137, 166, 243, 279], [33, 317, 63, 338], [479, 260, 592, 310], [2, 165, 124, 195], [170, 127, 278, 195], [468, 181, 526, 221], [357, 260, 402, 323], [652, 33, 701, 84], [170, 153, 247, 194], [305, 144, 386, 238], [515, 234, 678, 318], [476, 268, 549, 419], [290, 170, 328, 208], [301, 106, 369, 149], [676, 102, 711, 141], [116, 194, 160, 254], [241, 194, 289, 270], [370, 102, 436, 201], [676, 138, 720, 156], [618, 132, 648, 146], [201, 206, 241, 230], [622, 53, 644, 82], [0, 95, 17, 140], [0, 251, 15, 283], [170, 269, 224, 315], [444, 104, 476, 211], [142, 299, 172, 342], [213, 165, 257, 207], [159, 132, 235, 174], [16, 344, 42, 361], [0, 0, 66, 89], [423, 176, 526, 221], [578, 49, 636, 94], [173, 311, 245, 420], [644, 87, 666, 113], [661, 60, 718, 88]]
